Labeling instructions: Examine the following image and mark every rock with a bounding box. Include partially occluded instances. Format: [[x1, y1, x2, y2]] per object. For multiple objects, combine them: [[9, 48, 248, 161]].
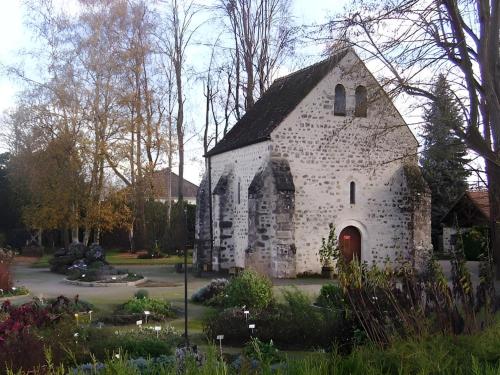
[[85, 244, 105, 262], [68, 259, 88, 271]]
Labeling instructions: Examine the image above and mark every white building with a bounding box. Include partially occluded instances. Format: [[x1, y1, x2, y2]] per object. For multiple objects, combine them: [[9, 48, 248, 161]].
[[195, 48, 431, 278]]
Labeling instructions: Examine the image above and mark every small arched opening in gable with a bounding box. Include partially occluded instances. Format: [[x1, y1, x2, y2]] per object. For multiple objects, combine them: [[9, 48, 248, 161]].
[[350, 181, 356, 204], [355, 85, 368, 117], [334, 84, 346, 116]]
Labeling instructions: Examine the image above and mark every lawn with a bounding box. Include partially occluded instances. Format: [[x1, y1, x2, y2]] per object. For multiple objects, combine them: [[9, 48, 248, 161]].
[[29, 249, 193, 267]]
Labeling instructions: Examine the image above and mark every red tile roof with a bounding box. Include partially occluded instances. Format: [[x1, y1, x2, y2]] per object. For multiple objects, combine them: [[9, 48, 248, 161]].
[[466, 190, 490, 220]]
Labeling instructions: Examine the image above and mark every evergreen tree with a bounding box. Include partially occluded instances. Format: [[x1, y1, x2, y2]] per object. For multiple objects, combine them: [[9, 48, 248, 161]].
[[420, 75, 470, 251]]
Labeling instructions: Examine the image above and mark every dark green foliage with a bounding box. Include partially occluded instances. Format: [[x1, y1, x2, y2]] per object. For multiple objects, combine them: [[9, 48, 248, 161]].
[[203, 288, 355, 350], [191, 278, 229, 306], [85, 328, 180, 360], [315, 283, 346, 310], [146, 201, 195, 253], [8, 322, 500, 374], [121, 297, 174, 318], [0, 153, 23, 247], [337, 245, 495, 347], [243, 337, 283, 365], [225, 269, 273, 309], [42, 296, 94, 313], [462, 226, 489, 261], [103, 296, 175, 325], [134, 289, 149, 300], [419, 75, 470, 250]]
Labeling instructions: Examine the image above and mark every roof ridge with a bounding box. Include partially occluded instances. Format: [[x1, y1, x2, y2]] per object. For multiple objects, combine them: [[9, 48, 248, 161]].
[[272, 48, 350, 87], [205, 48, 350, 157]]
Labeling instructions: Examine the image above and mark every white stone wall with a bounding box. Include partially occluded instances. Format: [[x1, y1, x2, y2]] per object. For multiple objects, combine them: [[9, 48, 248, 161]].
[[210, 141, 272, 268], [270, 50, 425, 274]]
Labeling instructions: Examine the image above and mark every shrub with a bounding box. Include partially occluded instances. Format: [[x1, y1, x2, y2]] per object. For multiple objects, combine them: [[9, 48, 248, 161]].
[[203, 288, 355, 350], [86, 327, 181, 360], [0, 297, 92, 372], [0, 248, 14, 290], [225, 270, 273, 309], [120, 296, 175, 320], [191, 278, 228, 306], [43, 295, 94, 313], [243, 337, 283, 365], [134, 289, 149, 300], [462, 226, 489, 261], [316, 283, 346, 311]]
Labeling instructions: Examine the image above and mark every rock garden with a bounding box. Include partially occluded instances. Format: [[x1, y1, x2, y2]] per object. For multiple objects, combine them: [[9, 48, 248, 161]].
[[49, 243, 144, 285]]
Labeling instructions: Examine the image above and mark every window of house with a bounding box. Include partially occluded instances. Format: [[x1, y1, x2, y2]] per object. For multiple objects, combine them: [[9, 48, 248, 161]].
[[350, 181, 356, 204], [334, 84, 346, 116], [355, 85, 368, 117]]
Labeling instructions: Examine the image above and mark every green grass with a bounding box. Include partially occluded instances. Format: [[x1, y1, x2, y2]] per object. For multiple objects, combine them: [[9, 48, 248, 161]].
[[30, 254, 51, 268], [28, 250, 192, 268], [106, 250, 192, 265]]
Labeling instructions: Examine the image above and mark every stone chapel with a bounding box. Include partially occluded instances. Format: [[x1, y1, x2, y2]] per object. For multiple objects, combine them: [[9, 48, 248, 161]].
[[195, 48, 432, 278]]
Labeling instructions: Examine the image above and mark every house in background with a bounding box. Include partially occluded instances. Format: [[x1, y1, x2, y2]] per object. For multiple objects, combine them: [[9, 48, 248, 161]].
[[151, 168, 199, 205], [441, 190, 490, 254], [195, 48, 432, 278]]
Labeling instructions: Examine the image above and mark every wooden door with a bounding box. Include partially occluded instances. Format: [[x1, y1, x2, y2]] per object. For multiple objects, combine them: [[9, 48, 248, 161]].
[[339, 226, 361, 262]]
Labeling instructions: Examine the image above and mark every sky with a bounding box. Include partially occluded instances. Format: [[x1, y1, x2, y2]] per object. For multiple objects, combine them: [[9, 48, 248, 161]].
[[0, 0, 432, 187]]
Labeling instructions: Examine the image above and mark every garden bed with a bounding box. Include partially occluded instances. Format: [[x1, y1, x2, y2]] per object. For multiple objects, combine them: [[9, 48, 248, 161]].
[[63, 275, 147, 287], [0, 286, 30, 300]]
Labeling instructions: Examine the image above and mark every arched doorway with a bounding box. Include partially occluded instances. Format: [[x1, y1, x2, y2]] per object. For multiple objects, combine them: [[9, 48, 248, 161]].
[[339, 226, 361, 262]]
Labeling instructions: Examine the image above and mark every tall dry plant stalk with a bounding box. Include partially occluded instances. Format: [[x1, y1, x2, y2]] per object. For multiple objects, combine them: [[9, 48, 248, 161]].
[[334, 224, 496, 347]]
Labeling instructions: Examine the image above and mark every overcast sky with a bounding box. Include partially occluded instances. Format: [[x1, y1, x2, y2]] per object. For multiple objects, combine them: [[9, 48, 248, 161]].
[[0, 0, 429, 186]]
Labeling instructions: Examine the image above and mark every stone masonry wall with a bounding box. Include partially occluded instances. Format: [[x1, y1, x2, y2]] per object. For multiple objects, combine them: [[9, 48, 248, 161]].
[[270, 49, 431, 274], [209, 142, 272, 269], [194, 173, 211, 269], [247, 158, 296, 277]]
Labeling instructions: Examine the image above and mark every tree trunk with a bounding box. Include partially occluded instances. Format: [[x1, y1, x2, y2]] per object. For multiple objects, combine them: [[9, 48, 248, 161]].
[[72, 227, 79, 243], [37, 228, 43, 247], [486, 160, 500, 278], [83, 228, 91, 246], [62, 227, 69, 248]]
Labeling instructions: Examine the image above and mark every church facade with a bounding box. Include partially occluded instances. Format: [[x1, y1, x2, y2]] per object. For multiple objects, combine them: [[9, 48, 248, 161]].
[[195, 48, 431, 278]]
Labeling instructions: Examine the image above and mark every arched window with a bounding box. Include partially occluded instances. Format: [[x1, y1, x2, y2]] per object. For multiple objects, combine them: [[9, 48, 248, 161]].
[[355, 85, 368, 117], [350, 181, 356, 204], [334, 84, 346, 116]]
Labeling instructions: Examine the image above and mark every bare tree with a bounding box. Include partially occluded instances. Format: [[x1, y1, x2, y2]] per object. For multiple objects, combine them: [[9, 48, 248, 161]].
[[162, 0, 199, 202], [218, 0, 296, 112], [326, 0, 500, 275]]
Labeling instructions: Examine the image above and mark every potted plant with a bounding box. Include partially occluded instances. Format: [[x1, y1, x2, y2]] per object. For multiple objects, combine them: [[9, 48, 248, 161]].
[[318, 224, 340, 279]]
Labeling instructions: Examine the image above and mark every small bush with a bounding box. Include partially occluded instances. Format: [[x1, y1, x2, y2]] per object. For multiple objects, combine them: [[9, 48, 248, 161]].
[[203, 288, 355, 350], [225, 269, 273, 309], [243, 337, 283, 365], [134, 289, 149, 300], [121, 296, 175, 318], [316, 283, 346, 311], [86, 327, 181, 360], [191, 278, 228, 306]]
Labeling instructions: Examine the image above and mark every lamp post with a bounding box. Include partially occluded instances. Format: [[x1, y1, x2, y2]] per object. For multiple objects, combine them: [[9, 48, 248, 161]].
[[184, 206, 189, 346]]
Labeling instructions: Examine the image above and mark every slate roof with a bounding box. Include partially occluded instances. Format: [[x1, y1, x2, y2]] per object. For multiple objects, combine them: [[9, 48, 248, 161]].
[[205, 48, 350, 157]]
